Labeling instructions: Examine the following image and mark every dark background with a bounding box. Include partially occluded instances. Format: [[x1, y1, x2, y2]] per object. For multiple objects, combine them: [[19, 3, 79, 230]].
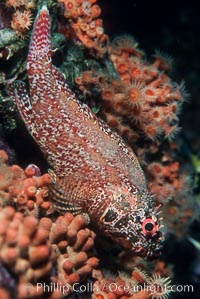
[[99, 0, 200, 134]]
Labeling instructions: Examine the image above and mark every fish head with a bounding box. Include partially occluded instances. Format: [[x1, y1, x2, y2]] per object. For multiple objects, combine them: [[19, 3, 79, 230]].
[[99, 185, 164, 258]]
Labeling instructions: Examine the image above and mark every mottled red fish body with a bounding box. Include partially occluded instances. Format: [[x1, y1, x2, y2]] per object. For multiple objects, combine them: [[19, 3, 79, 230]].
[[10, 6, 164, 258]]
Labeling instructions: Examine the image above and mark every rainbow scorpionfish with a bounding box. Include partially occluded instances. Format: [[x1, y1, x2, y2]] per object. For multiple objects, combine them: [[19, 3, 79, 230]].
[[8, 6, 164, 258]]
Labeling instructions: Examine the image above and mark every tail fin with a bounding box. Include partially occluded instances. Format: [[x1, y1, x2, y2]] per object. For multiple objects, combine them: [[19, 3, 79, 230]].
[[28, 5, 51, 60]]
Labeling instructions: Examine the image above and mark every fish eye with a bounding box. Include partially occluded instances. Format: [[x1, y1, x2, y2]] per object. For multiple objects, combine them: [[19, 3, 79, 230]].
[[141, 218, 158, 236]]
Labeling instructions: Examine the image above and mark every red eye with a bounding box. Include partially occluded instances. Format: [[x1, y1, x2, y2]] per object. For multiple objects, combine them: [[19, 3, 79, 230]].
[[142, 218, 158, 236]]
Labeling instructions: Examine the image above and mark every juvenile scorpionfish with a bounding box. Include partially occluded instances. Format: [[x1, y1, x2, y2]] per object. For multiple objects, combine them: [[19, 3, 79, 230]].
[[8, 6, 163, 258]]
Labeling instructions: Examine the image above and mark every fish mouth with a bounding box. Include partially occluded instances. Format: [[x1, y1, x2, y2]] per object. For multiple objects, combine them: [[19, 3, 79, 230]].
[[144, 240, 163, 259], [112, 233, 162, 257], [132, 245, 162, 259], [128, 236, 163, 259], [109, 233, 163, 259]]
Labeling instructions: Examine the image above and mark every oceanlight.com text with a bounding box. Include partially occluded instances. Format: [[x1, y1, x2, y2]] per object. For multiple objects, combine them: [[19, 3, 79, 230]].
[[24, 281, 194, 295]]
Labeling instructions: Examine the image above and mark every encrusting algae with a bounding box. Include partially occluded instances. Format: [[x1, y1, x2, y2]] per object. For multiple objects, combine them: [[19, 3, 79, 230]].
[[0, 150, 99, 298]]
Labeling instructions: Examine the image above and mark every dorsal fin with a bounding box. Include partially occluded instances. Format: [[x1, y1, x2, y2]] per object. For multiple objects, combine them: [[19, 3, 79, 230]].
[[6, 81, 38, 139]]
